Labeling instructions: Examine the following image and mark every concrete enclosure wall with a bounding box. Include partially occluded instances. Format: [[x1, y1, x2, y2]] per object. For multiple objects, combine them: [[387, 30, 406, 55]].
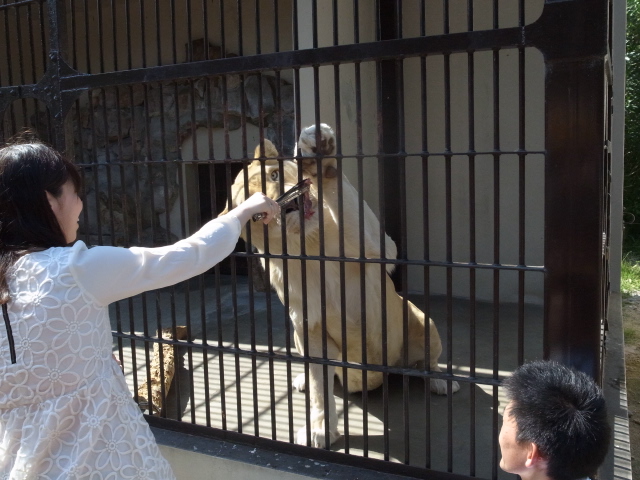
[[296, 0, 546, 304]]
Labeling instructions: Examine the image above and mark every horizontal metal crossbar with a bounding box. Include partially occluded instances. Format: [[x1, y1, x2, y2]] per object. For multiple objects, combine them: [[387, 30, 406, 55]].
[[0, 0, 43, 11], [112, 330, 503, 386], [232, 252, 546, 272], [59, 28, 526, 92]]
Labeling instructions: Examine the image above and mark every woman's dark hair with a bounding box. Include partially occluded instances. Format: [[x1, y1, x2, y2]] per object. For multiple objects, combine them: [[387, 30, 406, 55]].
[[503, 360, 611, 480], [0, 135, 81, 303]]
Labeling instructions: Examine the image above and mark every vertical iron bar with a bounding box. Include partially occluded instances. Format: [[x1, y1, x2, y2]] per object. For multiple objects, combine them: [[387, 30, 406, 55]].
[[311, 65, 331, 449], [200, 49, 213, 428], [311, 0, 317, 49], [156, 78, 172, 418], [98, 86, 119, 405], [467, 1, 476, 475], [333, 60, 349, 454], [278, 69, 295, 442], [26, 3, 37, 84], [75, 97, 89, 243], [293, 0, 298, 51], [160, 0, 168, 66], [254, 0, 260, 54], [273, 0, 279, 52], [396, 50, 411, 466], [186, 0, 193, 62], [217, 0, 229, 431], [249, 75, 262, 439], [202, 0, 209, 59], [128, 83, 148, 410], [217, 118, 230, 428], [37, 0, 46, 78], [110, 0, 117, 71], [2, 1, 14, 89], [518, 43, 526, 367], [352, 53, 368, 456], [70, 0, 78, 69], [15, 1, 26, 90], [86, 92, 103, 244], [375, 59, 391, 460], [256, 22, 276, 439], [154, 294, 166, 417], [234, 1, 248, 425], [15, 3, 29, 128], [443, 0, 453, 472], [291, 1, 312, 447], [442, 1, 454, 472], [124, 0, 132, 70], [353, 0, 359, 44], [183, 80, 196, 423], [492, 4, 501, 478], [419, 0, 432, 468], [139, 0, 146, 68], [96, 0, 104, 72], [219, 0, 226, 57], [84, 0, 94, 73], [220, 65, 241, 432], [237, 0, 243, 56], [332, 0, 338, 46], [114, 86, 127, 369]]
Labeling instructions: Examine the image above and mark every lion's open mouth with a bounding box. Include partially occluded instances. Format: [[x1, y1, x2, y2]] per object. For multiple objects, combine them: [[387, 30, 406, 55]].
[[283, 190, 314, 220]]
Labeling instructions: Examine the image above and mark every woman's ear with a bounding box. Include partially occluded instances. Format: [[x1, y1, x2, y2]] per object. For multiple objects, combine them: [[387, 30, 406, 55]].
[[45, 190, 58, 213]]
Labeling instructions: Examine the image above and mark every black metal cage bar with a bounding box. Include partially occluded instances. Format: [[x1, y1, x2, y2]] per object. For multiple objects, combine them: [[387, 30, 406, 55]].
[[0, 1, 613, 479]]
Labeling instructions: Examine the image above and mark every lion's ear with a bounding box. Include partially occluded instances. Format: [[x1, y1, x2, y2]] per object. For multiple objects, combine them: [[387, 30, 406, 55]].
[[264, 139, 279, 158], [253, 138, 280, 159]]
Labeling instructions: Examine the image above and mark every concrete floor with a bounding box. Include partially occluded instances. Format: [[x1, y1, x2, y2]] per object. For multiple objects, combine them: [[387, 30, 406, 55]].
[[112, 273, 545, 479]]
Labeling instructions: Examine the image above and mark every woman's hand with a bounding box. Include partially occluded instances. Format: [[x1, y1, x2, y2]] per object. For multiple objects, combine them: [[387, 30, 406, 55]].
[[231, 192, 280, 225]]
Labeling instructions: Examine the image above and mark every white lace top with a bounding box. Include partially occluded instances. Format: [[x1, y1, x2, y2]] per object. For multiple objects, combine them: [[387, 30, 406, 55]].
[[0, 215, 241, 479]]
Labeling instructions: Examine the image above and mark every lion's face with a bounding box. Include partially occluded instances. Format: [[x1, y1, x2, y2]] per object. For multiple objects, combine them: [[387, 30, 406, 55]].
[[225, 158, 319, 253]]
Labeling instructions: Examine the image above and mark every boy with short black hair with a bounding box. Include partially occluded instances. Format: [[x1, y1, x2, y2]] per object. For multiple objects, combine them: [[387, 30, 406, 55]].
[[499, 360, 611, 480]]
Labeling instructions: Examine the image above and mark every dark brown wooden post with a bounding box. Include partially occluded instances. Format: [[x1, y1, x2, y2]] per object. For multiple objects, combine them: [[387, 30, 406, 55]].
[[528, 0, 610, 379]]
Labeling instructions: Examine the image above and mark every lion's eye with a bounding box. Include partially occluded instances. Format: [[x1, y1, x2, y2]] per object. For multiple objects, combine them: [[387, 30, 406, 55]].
[[270, 170, 279, 182]]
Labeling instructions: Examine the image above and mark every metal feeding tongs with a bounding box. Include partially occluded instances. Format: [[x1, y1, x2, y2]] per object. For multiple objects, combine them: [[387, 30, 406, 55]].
[[252, 178, 312, 222]]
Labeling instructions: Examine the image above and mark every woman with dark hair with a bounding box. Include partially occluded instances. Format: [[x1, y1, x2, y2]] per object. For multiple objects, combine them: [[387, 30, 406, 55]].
[[0, 138, 279, 478]]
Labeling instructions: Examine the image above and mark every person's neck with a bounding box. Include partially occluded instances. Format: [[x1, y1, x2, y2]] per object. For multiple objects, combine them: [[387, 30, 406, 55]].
[[519, 471, 552, 480]]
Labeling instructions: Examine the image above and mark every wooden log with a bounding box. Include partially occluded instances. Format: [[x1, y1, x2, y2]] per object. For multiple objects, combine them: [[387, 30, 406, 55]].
[[137, 326, 187, 415]]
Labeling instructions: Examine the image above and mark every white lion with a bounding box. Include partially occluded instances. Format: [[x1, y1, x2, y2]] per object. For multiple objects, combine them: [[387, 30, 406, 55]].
[[222, 124, 459, 448]]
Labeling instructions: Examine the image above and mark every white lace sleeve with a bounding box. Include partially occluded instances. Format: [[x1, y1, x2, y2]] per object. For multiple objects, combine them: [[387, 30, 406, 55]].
[[68, 215, 242, 306]]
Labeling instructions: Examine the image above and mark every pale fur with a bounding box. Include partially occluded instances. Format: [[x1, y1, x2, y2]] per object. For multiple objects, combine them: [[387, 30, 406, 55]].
[[221, 125, 459, 448]]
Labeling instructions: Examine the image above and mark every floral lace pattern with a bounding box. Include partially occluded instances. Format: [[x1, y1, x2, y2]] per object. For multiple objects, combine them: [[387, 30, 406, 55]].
[[0, 247, 175, 479]]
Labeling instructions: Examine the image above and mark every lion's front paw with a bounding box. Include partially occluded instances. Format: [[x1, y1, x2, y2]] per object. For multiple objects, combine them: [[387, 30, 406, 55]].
[[430, 378, 461, 395], [296, 426, 342, 448], [298, 123, 336, 156], [293, 373, 306, 392], [297, 124, 337, 177]]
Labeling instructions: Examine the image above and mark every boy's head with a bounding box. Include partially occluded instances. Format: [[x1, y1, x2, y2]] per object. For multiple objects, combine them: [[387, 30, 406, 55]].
[[499, 360, 610, 480]]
